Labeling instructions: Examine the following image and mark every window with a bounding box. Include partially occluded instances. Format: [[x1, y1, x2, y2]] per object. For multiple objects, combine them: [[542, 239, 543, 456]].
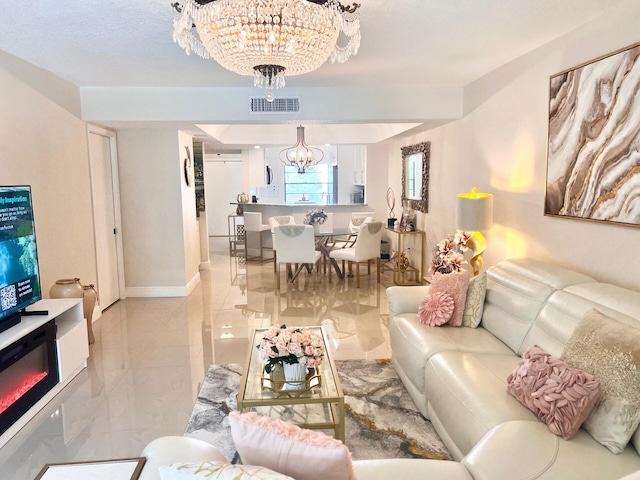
[[284, 165, 334, 204]]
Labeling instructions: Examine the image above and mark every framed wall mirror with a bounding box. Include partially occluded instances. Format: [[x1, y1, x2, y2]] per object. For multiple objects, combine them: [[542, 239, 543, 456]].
[[401, 141, 430, 213]]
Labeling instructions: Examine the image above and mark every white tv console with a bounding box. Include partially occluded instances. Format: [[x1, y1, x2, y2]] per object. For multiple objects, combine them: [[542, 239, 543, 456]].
[[0, 298, 89, 448]]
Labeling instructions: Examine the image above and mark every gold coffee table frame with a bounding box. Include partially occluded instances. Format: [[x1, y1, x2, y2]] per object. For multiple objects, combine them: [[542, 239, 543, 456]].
[[237, 326, 345, 442]]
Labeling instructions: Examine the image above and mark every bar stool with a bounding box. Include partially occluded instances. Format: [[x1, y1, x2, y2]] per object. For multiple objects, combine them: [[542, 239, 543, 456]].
[[243, 212, 271, 262]]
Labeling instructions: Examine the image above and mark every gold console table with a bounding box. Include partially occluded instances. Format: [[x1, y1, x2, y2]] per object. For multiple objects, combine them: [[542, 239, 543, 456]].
[[384, 227, 426, 285]]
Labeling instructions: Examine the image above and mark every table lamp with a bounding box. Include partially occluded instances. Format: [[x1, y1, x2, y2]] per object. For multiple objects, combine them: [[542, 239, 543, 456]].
[[456, 187, 494, 276]]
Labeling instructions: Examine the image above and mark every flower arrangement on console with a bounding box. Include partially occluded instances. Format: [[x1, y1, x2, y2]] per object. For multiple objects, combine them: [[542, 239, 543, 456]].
[[430, 231, 472, 274], [303, 209, 327, 226], [257, 324, 324, 373]]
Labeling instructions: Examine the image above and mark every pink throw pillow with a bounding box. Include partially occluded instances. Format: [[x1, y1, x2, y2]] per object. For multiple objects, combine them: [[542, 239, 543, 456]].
[[229, 411, 355, 480], [419, 292, 454, 326], [507, 345, 601, 440], [429, 271, 469, 327]]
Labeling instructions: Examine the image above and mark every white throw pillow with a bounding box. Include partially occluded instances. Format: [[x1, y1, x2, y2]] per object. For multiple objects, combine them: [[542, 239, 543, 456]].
[[159, 461, 293, 480], [462, 272, 487, 328], [561, 309, 640, 454]]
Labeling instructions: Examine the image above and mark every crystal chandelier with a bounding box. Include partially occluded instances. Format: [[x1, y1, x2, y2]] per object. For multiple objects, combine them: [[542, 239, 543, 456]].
[[172, 0, 361, 89], [280, 125, 324, 173]]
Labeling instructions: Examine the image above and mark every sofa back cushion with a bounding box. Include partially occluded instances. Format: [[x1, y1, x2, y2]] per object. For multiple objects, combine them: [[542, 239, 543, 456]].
[[481, 259, 594, 353], [520, 283, 640, 357]]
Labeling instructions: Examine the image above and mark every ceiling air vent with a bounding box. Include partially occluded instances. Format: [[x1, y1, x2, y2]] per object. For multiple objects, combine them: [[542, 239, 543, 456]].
[[250, 97, 300, 114]]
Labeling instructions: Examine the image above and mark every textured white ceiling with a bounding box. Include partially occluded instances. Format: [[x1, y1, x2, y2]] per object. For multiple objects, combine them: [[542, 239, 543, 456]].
[[0, 0, 627, 89], [0, 0, 631, 145]]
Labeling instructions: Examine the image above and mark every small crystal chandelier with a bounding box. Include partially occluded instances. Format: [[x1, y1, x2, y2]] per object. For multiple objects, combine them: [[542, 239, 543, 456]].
[[172, 0, 361, 90], [279, 125, 324, 173]]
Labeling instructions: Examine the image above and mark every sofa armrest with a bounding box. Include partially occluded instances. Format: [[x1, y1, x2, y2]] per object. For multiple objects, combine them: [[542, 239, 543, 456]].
[[386, 285, 430, 319], [462, 421, 640, 480], [353, 458, 472, 480], [139, 436, 228, 480]]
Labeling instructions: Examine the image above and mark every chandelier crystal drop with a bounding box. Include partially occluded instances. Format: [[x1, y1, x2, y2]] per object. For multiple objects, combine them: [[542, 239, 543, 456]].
[[279, 125, 324, 174], [172, 0, 361, 89]]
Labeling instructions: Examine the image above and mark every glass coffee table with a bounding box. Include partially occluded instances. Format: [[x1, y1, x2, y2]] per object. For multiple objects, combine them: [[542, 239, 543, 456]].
[[237, 326, 345, 441]]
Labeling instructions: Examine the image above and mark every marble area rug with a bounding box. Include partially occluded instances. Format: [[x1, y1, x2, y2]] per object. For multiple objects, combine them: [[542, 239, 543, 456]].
[[184, 359, 450, 463]]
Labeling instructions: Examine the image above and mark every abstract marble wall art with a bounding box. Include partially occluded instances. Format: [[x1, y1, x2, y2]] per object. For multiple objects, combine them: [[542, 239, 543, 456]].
[[546, 42, 640, 227]]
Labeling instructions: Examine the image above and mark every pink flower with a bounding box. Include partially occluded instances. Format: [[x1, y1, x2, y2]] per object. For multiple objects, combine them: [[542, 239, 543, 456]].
[[287, 341, 301, 355], [266, 348, 278, 358]]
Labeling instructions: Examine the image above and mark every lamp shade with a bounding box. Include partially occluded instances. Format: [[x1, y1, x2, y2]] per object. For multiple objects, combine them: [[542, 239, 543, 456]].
[[456, 188, 494, 231]]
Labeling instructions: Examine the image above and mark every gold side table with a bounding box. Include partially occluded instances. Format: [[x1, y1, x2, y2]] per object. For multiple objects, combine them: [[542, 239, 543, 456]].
[[384, 227, 426, 285]]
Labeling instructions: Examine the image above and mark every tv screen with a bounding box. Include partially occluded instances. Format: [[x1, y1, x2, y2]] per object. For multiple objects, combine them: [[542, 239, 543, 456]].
[[0, 186, 42, 327]]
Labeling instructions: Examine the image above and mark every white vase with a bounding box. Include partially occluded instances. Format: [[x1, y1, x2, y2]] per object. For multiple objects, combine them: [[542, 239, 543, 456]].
[[312, 223, 320, 234], [283, 363, 308, 389]]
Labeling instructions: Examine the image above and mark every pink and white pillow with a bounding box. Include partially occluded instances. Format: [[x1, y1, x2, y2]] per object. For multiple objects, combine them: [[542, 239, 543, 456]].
[[159, 461, 293, 479], [428, 270, 470, 327], [229, 411, 355, 480], [419, 292, 454, 326]]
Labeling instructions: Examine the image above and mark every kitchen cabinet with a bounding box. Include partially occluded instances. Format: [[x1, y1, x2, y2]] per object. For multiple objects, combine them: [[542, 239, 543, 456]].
[[353, 145, 367, 186], [245, 148, 266, 188]]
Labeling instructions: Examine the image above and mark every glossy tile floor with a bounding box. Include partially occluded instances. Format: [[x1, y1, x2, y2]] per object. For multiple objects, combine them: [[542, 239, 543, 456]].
[[0, 238, 393, 479]]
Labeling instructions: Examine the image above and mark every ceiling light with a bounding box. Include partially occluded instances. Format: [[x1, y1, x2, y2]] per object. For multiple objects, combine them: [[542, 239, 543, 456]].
[[172, 0, 361, 90], [280, 125, 323, 174]]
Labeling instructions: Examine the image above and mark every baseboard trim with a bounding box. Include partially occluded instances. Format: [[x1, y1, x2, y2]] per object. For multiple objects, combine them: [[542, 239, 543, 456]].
[[186, 272, 201, 295], [125, 286, 189, 297], [125, 273, 201, 298]]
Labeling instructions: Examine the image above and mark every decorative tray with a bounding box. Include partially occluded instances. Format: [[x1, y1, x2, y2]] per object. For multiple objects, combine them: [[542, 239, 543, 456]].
[[260, 368, 322, 398]]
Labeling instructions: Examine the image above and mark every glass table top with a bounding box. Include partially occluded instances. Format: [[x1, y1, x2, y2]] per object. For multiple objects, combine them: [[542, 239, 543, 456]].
[[240, 326, 342, 404]]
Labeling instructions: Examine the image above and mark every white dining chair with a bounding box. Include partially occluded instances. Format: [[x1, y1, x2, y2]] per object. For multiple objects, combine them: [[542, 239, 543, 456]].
[[273, 225, 322, 290], [332, 213, 374, 250], [268, 215, 296, 272], [243, 212, 271, 262], [329, 222, 383, 288], [349, 212, 375, 232]]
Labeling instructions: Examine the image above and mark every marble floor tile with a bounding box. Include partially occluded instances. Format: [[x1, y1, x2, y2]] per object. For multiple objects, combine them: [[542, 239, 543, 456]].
[[0, 236, 398, 479]]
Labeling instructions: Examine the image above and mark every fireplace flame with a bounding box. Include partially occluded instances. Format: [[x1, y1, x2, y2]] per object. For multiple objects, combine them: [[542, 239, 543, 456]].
[[0, 372, 47, 414]]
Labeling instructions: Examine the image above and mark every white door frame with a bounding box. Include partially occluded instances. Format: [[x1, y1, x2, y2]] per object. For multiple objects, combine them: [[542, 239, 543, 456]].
[[87, 124, 126, 302]]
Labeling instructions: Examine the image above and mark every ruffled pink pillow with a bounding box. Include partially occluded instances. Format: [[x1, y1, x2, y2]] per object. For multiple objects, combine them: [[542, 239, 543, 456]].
[[507, 345, 601, 440], [419, 292, 454, 326], [429, 271, 469, 327], [229, 411, 355, 480]]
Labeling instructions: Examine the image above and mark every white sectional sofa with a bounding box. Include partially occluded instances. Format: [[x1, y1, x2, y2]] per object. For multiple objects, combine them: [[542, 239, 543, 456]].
[[388, 258, 640, 479], [136, 258, 640, 480]]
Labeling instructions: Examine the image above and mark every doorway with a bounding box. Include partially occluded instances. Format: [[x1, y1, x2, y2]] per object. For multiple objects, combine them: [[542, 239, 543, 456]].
[[204, 158, 243, 236], [87, 125, 124, 310]]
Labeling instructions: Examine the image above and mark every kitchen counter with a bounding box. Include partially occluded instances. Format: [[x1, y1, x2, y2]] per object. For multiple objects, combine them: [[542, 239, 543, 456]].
[[231, 203, 375, 229], [231, 202, 368, 207]]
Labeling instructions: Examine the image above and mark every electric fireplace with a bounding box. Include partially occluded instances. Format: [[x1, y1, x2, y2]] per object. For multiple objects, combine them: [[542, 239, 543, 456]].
[[0, 319, 58, 436]]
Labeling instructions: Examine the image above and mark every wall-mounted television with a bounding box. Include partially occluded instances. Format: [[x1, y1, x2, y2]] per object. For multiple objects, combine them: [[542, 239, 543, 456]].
[[0, 186, 42, 333]]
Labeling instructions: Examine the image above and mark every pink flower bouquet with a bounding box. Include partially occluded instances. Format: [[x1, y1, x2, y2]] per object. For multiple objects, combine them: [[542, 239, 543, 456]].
[[430, 231, 471, 274], [257, 324, 324, 373]]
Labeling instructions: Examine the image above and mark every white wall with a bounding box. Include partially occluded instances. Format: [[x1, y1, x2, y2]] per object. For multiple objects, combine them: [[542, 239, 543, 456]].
[[117, 129, 192, 296], [379, 5, 640, 290], [0, 55, 97, 296]]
